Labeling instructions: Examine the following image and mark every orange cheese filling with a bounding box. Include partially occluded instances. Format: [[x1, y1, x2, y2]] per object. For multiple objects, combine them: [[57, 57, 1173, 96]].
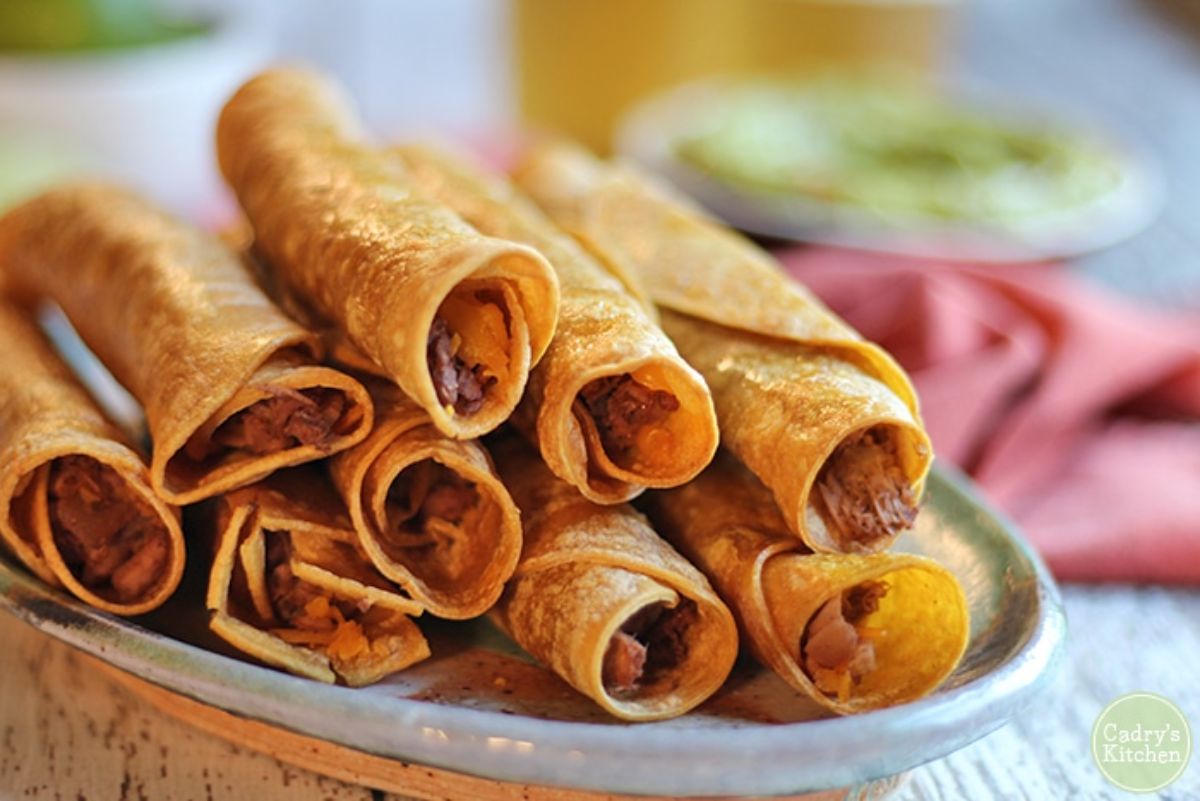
[[801, 581, 889, 701], [577, 366, 682, 469], [807, 626, 883, 702], [270, 596, 372, 662], [437, 293, 510, 384]]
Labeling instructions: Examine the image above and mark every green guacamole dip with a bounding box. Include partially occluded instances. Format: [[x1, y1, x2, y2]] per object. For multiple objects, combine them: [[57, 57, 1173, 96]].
[[675, 75, 1122, 224]]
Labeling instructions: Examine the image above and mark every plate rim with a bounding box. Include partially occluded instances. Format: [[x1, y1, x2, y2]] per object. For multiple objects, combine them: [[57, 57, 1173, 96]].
[[0, 465, 1066, 797], [614, 75, 1164, 263]]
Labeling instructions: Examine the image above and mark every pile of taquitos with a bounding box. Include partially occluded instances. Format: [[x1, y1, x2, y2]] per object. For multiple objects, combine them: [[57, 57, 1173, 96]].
[[0, 66, 969, 721]]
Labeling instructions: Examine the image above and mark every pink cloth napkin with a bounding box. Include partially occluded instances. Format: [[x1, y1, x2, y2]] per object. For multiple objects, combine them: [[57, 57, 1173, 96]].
[[778, 247, 1200, 584]]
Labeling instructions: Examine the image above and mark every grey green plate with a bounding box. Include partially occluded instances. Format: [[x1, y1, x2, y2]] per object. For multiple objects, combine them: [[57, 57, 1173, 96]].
[[0, 464, 1064, 797]]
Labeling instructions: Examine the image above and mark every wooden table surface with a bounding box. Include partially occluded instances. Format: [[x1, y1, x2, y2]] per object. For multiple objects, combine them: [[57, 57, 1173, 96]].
[[2, 588, 1197, 801], [3, 0, 1200, 799]]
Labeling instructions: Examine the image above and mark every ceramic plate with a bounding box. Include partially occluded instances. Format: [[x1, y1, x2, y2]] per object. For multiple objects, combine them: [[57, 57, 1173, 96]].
[[615, 78, 1162, 262], [0, 463, 1063, 797]]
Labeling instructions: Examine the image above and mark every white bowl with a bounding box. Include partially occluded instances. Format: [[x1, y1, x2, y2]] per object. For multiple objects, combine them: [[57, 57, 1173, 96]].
[[0, 13, 272, 218]]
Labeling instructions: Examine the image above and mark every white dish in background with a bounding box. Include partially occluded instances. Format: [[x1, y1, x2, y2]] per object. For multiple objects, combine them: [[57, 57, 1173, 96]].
[[615, 77, 1163, 262], [0, 465, 1064, 798], [0, 11, 271, 218]]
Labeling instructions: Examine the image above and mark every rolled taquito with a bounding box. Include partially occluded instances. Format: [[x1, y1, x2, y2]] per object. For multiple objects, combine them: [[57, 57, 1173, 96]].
[[394, 145, 718, 504], [329, 381, 522, 619], [216, 68, 560, 439], [0, 302, 184, 614], [515, 143, 933, 554], [0, 184, 373, 505], [490, 437, 737, 721], [207, 469, 431, 686], [644, 455, 969, 714]]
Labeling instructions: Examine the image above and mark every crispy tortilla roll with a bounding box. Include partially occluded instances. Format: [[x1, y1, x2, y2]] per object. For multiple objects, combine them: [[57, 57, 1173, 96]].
[[0, 303, 184, 615], [0, 184, 373, 505], [515, 143, 932, 553], [490, 437, 738, 721], [328, 382, 521, 619], [394, 145, 718, 504], [207, 469, 431, 686], [216, 68, 560, 439], [644, 456, 968, 715]]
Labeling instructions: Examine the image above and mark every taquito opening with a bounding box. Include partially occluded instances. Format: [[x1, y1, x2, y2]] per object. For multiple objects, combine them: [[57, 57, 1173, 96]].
[[774, 560, 968, 709], [601, 599, 700, 697], [44, 456, 172, 604], [263, 530, 399, 666], [812, 425, 919, 552], [800, 580, 888, 702], [185, 386, 357, 464], [575, 366, 692, 475], [427, 282, 519, 417], [372, 458, 500, 588]]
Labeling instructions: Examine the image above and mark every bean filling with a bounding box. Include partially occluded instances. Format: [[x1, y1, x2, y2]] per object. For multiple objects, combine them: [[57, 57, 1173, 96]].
[[48, 456, 169, 602], [601, 600, 697, 695]]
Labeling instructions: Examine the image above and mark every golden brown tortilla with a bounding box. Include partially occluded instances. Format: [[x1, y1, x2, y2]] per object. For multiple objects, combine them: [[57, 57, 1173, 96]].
[[394, 144, 718, 504], [490, 437, 738, 721], [0, 301, 184, 615], [644, 455, 969, 714], [216, 68, 560, 439], [329, 381, 522, 619], [0, 184, 374, 505], [207, 468, 430, 686], [515, 143, 933, 554]]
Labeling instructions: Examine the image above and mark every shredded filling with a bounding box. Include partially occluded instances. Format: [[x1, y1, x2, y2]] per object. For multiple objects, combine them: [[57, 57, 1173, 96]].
[[815, 428, 918, 549], [264, 531, 373, 662], [801, 580, 889, 701], [601, 600, 697, 695], [48, 456, 169, 602], [427, 290, 510, 416], [427, 318, 488, 415], [578, 374, 680, 459], [210, 386, 347, 456], [386, 462, 481, 550]]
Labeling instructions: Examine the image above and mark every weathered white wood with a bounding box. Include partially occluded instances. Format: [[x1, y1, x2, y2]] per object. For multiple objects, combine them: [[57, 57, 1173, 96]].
[[0, 608, 380, 800], [894, 587, 1200, 801], [2, 587, 1197, 800], [93, 662, 856, 801]]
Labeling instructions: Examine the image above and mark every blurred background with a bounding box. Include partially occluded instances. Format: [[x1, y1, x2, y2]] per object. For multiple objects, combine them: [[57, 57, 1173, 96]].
[[0, 0, 1195, 295], [0, 0, 1197, 583]]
